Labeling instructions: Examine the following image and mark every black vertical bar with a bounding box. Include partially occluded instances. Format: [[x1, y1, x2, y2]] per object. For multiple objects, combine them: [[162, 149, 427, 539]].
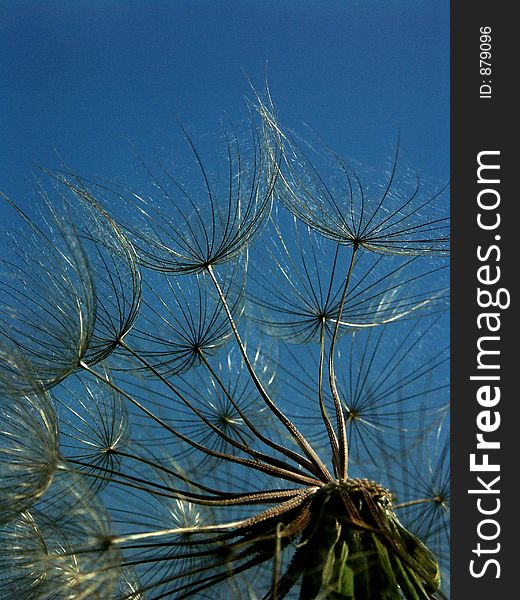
[[451, 3, 516, 598]]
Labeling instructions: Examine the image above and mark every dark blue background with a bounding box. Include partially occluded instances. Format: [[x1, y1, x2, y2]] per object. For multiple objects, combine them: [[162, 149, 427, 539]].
[[1, 1, 449, 205]]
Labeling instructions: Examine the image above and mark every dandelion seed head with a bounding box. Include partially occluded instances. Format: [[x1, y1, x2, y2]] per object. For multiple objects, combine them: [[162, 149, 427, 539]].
[[1, 84, 449, 599]]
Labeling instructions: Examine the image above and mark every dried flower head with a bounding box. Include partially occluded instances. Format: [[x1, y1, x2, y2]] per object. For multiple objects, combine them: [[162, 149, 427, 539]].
[[0, 86, 449, 599]]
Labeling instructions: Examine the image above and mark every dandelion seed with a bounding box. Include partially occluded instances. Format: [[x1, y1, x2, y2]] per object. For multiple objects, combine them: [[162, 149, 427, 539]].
[[249, 211, 448, 343], [257, 90, 449, 257], [57, 178, 143, 364], [55, 368, 131, 492], [0, 194, 96, 388], [82, 122, 279, 276], [0, 183, 142, 389], [119, 258, 245, 377], [0, 345, 59, 524], [0, 471, 121, 599]]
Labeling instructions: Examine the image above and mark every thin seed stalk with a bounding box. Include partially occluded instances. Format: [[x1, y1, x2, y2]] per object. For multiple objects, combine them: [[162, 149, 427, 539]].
[[206, 263, 332, 482], [328, 243, 359, 480]]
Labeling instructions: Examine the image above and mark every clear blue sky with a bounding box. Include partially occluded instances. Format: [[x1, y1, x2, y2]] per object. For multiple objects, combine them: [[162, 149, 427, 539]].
[[1, 0, 449, 204]]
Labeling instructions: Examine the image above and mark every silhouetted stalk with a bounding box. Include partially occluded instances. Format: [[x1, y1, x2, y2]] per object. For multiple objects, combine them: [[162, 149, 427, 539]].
[[328, 242, 359, 480], [199, 351, 318, 471], [79, 359, 321, 487], [318, 322, 341, 478], [207, 263, 332, 482], [118, 339, 326, 478]]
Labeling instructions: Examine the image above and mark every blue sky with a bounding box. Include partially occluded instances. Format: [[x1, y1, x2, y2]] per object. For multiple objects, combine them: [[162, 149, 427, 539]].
[[1, 1, 449, 205]]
